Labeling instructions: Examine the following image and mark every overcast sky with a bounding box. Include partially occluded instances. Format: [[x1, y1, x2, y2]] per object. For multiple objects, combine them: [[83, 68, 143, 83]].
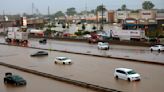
[[0, 0, 164, 15]]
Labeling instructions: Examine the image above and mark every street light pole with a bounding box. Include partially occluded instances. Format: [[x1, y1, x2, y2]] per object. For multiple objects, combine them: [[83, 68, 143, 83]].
[[102, 3, 103, 26], [101, 3, 104, 31]]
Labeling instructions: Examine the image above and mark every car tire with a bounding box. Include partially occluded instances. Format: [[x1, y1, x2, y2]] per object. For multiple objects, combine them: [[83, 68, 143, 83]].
[[4, 80, 7, 83], [151, 49, 153, 51], [55, 61, 57, 64], [128, 78, 131, 82], [63, 62, 65, 64], [115, 75, 118, 79], [158, 49, 160, 52], [69, 62, 71, 64], [14, 83, 18, 86]]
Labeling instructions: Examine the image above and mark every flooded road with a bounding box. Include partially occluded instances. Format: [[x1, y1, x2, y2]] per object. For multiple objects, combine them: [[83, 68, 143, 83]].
[[27, 38, 164, 63], [0, 37, 164, 63], [0, 65, 97, 92], [0, 45, 164, 92]]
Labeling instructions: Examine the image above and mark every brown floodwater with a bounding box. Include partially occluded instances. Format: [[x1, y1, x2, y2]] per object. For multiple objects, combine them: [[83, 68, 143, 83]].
[[0, 65, 97, 92], [0, 42, 164, 92], [28, 38, 164, 63]]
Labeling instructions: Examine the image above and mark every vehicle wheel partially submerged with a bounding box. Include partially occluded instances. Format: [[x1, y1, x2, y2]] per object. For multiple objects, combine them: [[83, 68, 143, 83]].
[[4, 79, 7, 83], [115, 75, 118, 79], [128, 78, 131, 82], [14, 83, 19, 86]]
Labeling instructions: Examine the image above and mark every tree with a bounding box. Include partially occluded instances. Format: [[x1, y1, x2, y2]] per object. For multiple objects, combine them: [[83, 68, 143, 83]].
[[121, 4, 127, 10], [142, 1, 155, 10], [90, 9, 96, 14], [54, 11, 65, 17], [92, 25, 97, 31], [62, 23, 66, 28], [96, 5, 107, 12], [82, 24, 86, 31], [100, 25, 103, 31], [66, 7, 77, 16]]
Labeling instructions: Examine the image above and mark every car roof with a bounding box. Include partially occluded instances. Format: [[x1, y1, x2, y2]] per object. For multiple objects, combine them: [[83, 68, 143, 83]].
[[56, 57, 68, 59], [37, 51, 46, 53], [9, 75, 22, 78], [115, 68, 133, 72], [98, 42, 108, 44], [152, 44, 164, 46]]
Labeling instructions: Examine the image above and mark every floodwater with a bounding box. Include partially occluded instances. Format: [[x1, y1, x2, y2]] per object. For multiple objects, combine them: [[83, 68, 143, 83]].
[[28, 38, 164, 63], [0, 65, 97, 92], [0, 37, 164, 63], [0, 45, 164, 92]]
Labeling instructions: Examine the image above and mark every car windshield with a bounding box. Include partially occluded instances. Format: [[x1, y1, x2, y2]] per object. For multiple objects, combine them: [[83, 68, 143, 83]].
[[12, 75, 24, 81], [127, 70, 137, 75], [101, 43, 108, 46], [153, 45, 164, 47], [38, 51, 44, 53], [59, 57, 69, 60]]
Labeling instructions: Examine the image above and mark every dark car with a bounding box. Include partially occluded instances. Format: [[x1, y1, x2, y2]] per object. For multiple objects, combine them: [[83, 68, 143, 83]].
[[4, 73, 26, 86], [30, 51, 48, 57], [39, 38, 47, 44]]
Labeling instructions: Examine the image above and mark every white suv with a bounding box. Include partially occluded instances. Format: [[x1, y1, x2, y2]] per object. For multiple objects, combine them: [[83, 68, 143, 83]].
[[114, 68, 141, 81], [97, 42, 109, 50]]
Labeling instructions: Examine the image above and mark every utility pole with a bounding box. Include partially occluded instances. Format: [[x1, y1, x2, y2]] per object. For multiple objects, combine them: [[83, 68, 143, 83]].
[[32, 3, 34, 16], [85, 0, 87, 23], [48, 6, 50, 19], [101, 3, 104, 31], [3, 10, 6, 33]]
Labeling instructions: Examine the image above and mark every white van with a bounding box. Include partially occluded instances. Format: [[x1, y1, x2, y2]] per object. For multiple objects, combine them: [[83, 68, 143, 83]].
[[114, 68, 141, 81]]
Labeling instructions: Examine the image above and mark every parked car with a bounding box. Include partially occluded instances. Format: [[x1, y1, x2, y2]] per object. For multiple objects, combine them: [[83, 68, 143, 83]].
[[54, 57, 72, 65], [83, 34, 91, 38], [39, 38, 47, 44], [114, 68, 141, 81], [97, 42, 109, 50], [30, 51, 48, 57], [4, 72, 27, 86], [150, 44, 164, 51]]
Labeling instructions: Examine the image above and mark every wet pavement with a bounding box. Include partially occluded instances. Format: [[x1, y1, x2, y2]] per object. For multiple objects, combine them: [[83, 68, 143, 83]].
[[27, 38, 164, 64], [0, 45, 164, 92], [0, 65, 97, 92], [1, 36, 164, 64]]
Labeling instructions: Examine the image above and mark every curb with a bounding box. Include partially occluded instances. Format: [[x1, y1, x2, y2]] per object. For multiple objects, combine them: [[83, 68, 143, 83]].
[[0, 62, 121, 92]]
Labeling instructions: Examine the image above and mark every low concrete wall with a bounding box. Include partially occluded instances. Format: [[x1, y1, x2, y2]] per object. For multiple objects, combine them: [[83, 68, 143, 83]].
[[0, 62, 121, 92]]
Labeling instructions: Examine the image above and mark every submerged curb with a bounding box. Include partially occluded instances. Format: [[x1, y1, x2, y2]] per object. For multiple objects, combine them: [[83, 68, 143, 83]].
[[0, 62, 121, 92]]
